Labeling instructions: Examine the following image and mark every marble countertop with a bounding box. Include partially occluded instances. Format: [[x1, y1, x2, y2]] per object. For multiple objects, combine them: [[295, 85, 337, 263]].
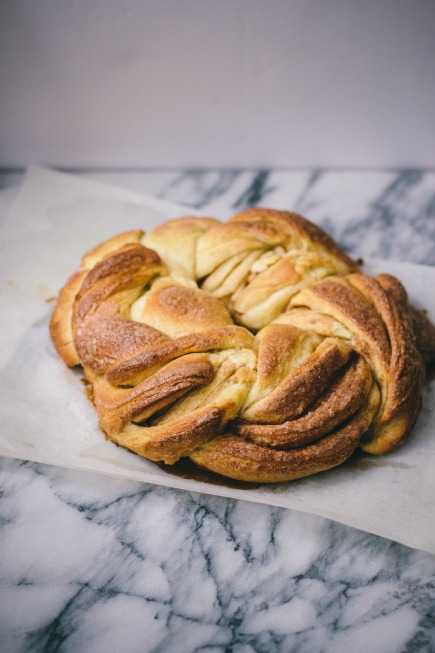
[[1, 168, 435, 653]]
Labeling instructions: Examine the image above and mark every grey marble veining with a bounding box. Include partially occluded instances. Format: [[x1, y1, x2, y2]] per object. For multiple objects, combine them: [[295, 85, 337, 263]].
[[1, 168, 435, 653], [87, 168, 435, 264]]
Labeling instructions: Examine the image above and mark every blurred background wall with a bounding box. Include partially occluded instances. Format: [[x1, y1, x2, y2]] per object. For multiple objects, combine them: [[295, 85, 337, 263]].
[[1, 0, 434, 169]]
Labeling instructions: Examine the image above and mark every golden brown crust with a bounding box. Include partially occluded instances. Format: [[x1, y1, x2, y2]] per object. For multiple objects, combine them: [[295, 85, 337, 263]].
[[241, 338, 353, 424], [236, 357, 375, 449], [87, 353, 214, 436], [190, 380, 380, 483], [49, 270, 87, 366], [229, 208, 357, 272], [49, 210, 431, 483]]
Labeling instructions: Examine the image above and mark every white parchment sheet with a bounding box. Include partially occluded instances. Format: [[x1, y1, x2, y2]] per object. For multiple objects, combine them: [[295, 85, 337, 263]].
[[0, 167, 434, 553]]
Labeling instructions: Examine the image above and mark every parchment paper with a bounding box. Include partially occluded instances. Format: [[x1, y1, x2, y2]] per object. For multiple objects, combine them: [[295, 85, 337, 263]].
[[1, 166, 434, 554]]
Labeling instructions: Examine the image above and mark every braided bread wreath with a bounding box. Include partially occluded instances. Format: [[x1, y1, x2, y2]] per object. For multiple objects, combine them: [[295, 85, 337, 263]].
[[50, 209, 435, 484]]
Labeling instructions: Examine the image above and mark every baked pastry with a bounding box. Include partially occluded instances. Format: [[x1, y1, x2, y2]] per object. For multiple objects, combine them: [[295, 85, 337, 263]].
[[50, 209, 435, 483]]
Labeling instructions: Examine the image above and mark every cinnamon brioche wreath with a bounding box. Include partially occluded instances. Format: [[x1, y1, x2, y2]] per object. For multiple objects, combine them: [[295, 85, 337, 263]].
[[50, 209, 435, 483]]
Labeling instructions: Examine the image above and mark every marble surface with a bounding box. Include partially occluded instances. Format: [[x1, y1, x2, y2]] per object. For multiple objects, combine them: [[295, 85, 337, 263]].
[[1, 168, 435, 653]]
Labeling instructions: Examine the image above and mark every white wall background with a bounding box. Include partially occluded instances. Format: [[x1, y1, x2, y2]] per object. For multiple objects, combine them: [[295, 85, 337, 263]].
[[1, 0, 435, 169]]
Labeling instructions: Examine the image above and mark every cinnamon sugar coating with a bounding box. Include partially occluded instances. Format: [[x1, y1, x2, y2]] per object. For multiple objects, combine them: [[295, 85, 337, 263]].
[[50, 210, 435, 483]]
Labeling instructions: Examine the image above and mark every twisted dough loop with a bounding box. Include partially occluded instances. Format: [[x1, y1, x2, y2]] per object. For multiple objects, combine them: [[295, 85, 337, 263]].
[[50, 209, 431, 483]]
